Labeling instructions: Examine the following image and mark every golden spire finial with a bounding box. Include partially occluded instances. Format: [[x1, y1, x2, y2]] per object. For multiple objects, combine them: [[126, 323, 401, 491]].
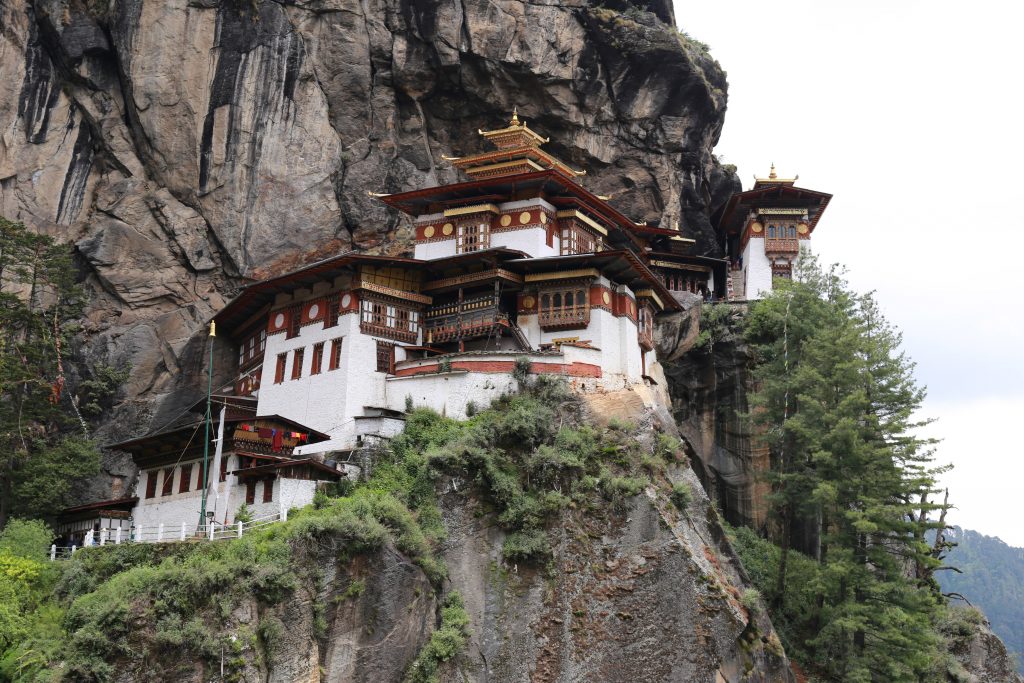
[[769, 163, 777, 180], [510, 106, 520, 126]]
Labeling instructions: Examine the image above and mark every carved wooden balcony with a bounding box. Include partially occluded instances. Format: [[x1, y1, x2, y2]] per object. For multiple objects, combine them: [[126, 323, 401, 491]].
[[424, 307, 507, 343], [359, 320, 418, 344], [538, 308, 590, 331], [764, 238, 800, 255]]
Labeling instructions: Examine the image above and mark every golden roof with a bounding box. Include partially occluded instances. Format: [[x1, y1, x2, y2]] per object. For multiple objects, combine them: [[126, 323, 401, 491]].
[[478, 107, 550, 148], [753, 163, 798, 186]]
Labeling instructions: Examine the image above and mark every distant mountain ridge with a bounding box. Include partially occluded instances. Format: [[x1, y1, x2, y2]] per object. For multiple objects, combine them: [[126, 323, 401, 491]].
[[938, 526, 1024, 674]]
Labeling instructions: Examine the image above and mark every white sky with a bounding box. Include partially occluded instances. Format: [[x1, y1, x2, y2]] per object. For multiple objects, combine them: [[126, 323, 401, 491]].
[[673, 0, 1024, 545]]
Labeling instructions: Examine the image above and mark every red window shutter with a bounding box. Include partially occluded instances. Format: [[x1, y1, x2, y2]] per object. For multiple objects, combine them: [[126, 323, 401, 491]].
[[245, 480, 256, 505], [274, 353, 286, 383], [329, 338, 343, 370], [311, 342, 324, 375], [161, 468, 174, 496], [291, 348, 304, 380], [179, 464, 192, 493], [145, 471, 157, 499]]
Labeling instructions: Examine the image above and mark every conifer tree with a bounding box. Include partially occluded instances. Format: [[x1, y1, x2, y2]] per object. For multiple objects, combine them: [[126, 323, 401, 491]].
[[0, 218, 104, 526], [744, 255, 951, 681]]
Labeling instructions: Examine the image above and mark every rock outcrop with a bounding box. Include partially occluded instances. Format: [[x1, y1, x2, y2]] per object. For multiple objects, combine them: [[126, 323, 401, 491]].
[[1, 0, 737, 464]]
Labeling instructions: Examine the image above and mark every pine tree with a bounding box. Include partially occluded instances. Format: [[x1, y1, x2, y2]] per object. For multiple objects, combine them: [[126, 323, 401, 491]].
[[0, 218, 105, 526], [744, 255, 951, 681]]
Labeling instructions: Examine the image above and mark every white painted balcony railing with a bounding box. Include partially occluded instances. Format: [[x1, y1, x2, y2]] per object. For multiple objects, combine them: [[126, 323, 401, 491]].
[[48, 509, 288, 561]]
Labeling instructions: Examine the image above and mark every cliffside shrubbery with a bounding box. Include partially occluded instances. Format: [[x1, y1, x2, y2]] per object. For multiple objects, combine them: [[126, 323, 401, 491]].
[[0, 374, 685, 681]]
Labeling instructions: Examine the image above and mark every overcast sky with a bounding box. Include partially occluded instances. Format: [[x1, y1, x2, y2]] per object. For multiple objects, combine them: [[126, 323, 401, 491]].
[[674, 0, 1024, 545]]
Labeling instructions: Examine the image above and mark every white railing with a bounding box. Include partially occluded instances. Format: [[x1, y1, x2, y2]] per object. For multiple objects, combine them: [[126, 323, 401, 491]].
[[50, 509, 288, 561]]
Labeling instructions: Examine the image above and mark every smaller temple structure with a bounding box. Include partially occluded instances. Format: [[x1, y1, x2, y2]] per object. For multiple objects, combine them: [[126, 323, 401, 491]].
[[109, 396, 341, 532], [715, 165, 831, 300]]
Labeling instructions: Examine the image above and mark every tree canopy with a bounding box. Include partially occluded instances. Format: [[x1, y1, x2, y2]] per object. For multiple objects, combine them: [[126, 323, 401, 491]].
[[742, 256, 953, 681]]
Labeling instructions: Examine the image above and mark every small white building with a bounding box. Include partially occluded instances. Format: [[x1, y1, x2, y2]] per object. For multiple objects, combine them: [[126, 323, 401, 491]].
[[110, 398, 341, 530], [716, 165, 832, 300]]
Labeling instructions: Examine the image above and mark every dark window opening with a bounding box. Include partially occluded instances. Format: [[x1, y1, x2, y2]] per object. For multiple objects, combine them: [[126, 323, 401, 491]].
[[311, 342, 324, 375], [376, 341, 395, 373], [145, 471, 157, 499], [274, 353, 287, 384], [245, 480, 256, 505], [291, 348, 304, 380], [179, 464, 192, 493], [161, 468, 174, 497], [263, 479, 274, 503]]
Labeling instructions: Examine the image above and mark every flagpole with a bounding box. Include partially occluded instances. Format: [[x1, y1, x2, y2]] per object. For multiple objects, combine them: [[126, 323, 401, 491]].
[[199, 321, 216, 530]]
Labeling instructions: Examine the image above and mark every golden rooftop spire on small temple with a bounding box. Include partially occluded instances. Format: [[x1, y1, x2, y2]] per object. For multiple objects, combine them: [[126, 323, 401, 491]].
[[769, 163, 777, 179], [510, 106, 520, 126], [754, 163, 798, 187]]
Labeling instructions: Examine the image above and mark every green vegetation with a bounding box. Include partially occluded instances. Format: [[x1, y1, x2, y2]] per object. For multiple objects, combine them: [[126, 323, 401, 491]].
[[732, 256, 956, 681], [0, 217, 121, 526], [937, 528, 1024, 673], [404, 592, 470, 683], [0, 373, 681, 679]]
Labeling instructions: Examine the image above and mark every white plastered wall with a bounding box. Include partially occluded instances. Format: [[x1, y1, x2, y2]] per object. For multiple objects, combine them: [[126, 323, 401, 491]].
[[131, 455, 317, 531], [742, 237, 773, 299]]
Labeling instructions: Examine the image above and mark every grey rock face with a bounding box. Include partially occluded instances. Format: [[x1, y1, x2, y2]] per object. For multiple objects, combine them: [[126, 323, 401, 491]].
[[1, 0, 736, 464]]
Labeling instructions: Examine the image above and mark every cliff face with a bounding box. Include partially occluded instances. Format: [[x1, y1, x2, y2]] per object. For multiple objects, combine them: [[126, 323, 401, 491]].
[[0, 0, 735, 455]]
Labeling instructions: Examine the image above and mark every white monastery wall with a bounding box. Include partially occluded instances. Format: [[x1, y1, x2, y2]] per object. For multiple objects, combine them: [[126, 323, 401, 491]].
[[491, 226, 558, 258], [742, 237, 773, 299], [386, 369, 519, 420], [414, 239, 455, 260]]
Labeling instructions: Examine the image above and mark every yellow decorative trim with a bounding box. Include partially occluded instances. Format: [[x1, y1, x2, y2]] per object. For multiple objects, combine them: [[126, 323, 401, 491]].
[[670, 235, 696, 243], [500, 214, 512, 227], [519, 211, 531, 225], [521, 295, 536, 309], [423, 268, 523, 291], [797, 223, 809, 235], [751, 222, 763, 233], [442, 223, 454, 236], [356, 281, 433, 304], [524, 268, 599, 283], [556, 210, 608, 236], [466, 158, 546, 175], [440, 154, 461, 161], [444, 203, 500, 218], [757, 208, 805, 215], [602, 291, 611, 305], [635, 288, 664, 311], [540, 212, 547, 225], [650, 260, 711, 273], [367, 191, 390, 198], [423, 225, 435, 238]]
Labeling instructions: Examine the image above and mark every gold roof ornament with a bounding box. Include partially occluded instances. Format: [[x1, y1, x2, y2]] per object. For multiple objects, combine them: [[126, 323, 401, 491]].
[[367, 191, 391, 198], [440, 154, 461, 162], [478, 108, 550, 148], [754, 163, 798, 186]]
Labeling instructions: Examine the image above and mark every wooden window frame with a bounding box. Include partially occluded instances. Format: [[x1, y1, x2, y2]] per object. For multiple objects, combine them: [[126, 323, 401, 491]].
[[310, 342, 324, 375], [286, 304, 302, 339], [274, 353, 287, 384], [456, 221, 490, 253], [178, 464, 192, 493], [262, 478, 274, 503], [160, 468, 174, 497], [291, 348, 304, 380], [245, 480, 256, 505], [329, 338, 343, 370], [538, 283, 591, 331], [325, 294, 340, 328], [376, 341, 396, 374], [145, 471, 157, 499]]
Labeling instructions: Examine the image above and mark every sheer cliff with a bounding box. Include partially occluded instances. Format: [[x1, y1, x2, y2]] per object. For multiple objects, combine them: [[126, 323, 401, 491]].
[[0, 0, 736, 461]]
